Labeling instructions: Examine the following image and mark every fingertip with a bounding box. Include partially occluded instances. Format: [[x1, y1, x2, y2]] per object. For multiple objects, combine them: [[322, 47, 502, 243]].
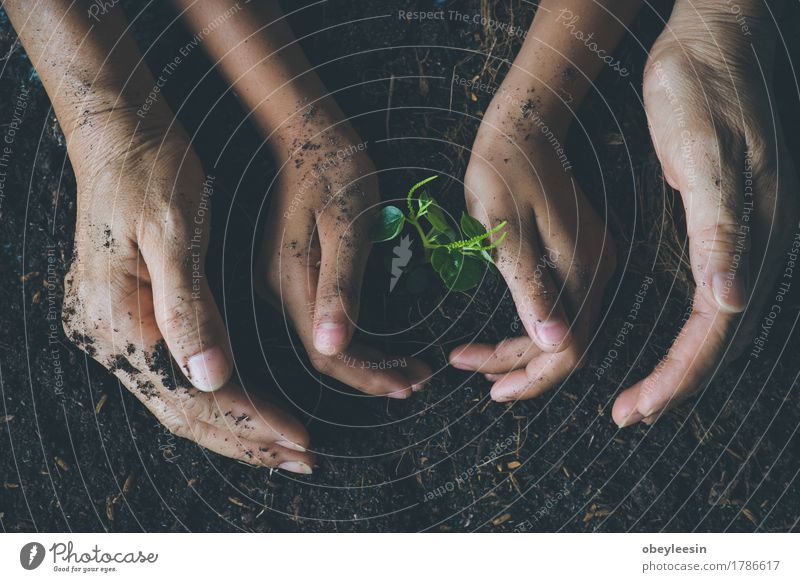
[[711, 272, 747, 313], [278, 461, 313, 475], [489, 369, 530, 402], [313, 321, 351, 355], [186, 346, 231, 392], [612, 388, 643, 428], [408, 363, 432, 392], [616, 408, 645, 429], [450, 344, 494, 370], [276, 439, 307, 453], [533, 318, 572, 352], [386, 387, 413, 399], [448, 345, 471, 369]]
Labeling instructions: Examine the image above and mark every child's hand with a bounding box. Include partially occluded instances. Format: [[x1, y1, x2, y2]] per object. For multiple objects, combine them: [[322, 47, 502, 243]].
[[256, 117, 431, 398], [172, 0, 432, 398], [449, 102, 616, 401], [613, 0, 800, 426], [63, 111, 314, 472]]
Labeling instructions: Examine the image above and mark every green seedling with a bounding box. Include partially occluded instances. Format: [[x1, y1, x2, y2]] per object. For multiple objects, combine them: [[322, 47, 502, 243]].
[[372, 175, 507, 292]]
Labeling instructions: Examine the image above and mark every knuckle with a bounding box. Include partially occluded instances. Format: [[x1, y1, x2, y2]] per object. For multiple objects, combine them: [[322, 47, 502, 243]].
[[176, 393, 215, 424], [315, 285, 356, 314], [142, 212, 198, 257], [309, 352, 333, 374], [160, 412, 191, 440], [691, 222, 751, 257], [159, 301, 216, 350]]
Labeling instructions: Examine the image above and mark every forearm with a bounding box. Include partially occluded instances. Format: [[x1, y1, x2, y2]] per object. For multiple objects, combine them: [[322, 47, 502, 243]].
[[171, 0, 343, 158], [3, 1, 173, 174], [497, 0, 643, 135]]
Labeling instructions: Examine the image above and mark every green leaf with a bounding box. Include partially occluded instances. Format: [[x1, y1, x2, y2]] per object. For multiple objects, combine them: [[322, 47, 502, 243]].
[[426, 204, 449, 232], [406, 175, 439, 215], [372, 205, 405, 242], [439, 253, 484, 292], [430, 227, 457, 244], [430, 247, 451, 274], [460, 212, 486, 239], [416, 191, 434, 217]]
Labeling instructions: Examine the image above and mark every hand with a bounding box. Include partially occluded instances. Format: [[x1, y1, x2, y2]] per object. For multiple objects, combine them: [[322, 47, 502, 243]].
[[612, 1, 800, 426], [256, 112, 432, 398], [63, 111, 314, 472], [449, 100, 617, 402]]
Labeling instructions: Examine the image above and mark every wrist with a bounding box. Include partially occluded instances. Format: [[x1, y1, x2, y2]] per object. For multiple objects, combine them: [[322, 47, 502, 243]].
[[480, 77, 574, 145], [64, 91, 179, 183]]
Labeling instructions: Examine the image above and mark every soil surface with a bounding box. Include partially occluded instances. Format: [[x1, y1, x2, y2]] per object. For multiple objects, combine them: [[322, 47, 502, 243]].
[[2, 0, 800, 532]]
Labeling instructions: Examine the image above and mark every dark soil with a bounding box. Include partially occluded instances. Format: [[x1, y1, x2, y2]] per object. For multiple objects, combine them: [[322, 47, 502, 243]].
[[2, 0, 799, 532]]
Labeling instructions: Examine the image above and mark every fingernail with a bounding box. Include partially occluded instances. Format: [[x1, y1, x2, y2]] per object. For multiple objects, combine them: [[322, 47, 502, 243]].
[[449, 351, 477, 370], [387, 389, 411, 399], [314, 322, 348, 355], [186, 347, 230, 392], [617, 409, 645, 429], [712, 272, 746, 313], [535, 319, 569, 346], [276, 440, 307, 452], [410, 370, 430, 392], [491, 389, 515, 403], [278, 461, 313, 475]]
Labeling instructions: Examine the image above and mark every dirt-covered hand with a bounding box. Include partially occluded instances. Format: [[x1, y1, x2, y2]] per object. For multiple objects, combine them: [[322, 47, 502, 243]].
[[256, 114, 432, 398], [449, 103, 616, 402], [613, 1, 800, 426], [62, 113, 313, 471]]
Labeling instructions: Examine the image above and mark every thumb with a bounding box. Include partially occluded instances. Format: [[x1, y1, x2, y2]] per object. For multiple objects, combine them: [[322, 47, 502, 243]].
[[141, 221, 233, 392], [311, 216, 369, 356], [681, 149, 749, 314]]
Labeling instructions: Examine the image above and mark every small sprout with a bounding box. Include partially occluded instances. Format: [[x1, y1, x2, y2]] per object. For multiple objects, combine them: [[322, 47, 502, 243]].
[[371, 175, 507, 292]]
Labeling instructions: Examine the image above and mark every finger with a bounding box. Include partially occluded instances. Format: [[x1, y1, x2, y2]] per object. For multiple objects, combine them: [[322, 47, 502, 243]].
[[310, 343, 420, 399], [490, 347, 582, 402], [612, 145, 754, 426], [190, 422, 314, 472], [671, 139, 749, 313], [204, 384, 312, 452], [111, 345, 314, 471], [312, 200, 373, 356], [405, 356, 433, 392], [612, 293, 739, 426], [611, 386, 645, 428], [267, 227, 429, 397], [482, 259, 599, 403], [141, 219, 232, 393], [464, 176, 572, 352], [449, 336, 538, 373]]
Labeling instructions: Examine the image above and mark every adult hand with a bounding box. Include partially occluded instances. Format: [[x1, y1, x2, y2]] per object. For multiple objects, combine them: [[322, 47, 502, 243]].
[[63, 111, 313, 472], [613, 0, 800, 426]]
